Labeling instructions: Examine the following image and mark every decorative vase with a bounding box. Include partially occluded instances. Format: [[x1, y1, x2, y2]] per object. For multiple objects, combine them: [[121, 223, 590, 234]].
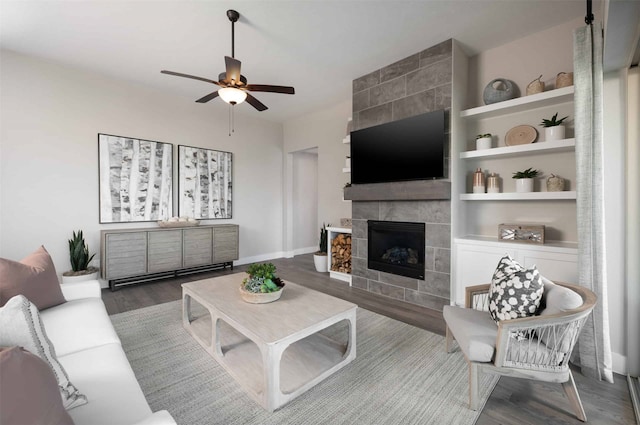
[[313, 253, 328, 272], [515, 178, 534, 193], [487, 173, 500, 193], [546, 174, 565, 191], [472, 168, 485, 193], [476, 137, 492, 150], [483, 78, 516, 105], [545, 125, 565, 141]]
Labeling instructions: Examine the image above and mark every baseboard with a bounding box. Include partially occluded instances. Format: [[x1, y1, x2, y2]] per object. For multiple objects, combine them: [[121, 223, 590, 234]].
[[235, 251, 286, 266], [628, 375, 640, 424], [613, 351, 628, 375]]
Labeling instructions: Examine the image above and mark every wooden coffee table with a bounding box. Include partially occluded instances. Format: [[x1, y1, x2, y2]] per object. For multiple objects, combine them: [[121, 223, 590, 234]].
[[182, 273, 357, 412]]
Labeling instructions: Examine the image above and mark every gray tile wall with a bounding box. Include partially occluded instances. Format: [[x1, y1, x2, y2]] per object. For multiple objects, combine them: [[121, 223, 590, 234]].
[[350, 40, 453, 311]]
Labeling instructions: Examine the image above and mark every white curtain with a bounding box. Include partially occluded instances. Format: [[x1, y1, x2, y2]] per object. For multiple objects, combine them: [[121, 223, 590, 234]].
[[573, 22, 614, 383]]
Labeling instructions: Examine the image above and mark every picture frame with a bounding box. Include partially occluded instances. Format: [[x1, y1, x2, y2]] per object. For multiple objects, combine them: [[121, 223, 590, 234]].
[[178, 145, 232, 219], [98, 133, 173, 223]]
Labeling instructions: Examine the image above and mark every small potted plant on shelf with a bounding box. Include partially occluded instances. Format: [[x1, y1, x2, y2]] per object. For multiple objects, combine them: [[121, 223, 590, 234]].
[[475, 133, 492, 150], [540, 112, 568, 141], [313, 223, 330, 273], [62, 230, 99, 283], [512, 168, 540, 193], [239, 262, 285, 304]]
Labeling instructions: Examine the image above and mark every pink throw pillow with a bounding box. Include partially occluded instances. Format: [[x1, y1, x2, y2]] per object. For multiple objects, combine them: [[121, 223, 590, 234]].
[[0, 346, 75, 425], [0, 246, 65, 310]]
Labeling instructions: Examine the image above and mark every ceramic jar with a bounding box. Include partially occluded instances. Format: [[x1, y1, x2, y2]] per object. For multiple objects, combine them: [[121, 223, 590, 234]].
[[545, 126, 565, 141], [515, 178, 534, 193], [487, 173, 500, 193], [473, 168, 485, 193]]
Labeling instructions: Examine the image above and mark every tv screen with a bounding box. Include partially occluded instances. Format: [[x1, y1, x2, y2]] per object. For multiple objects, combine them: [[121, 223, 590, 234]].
[[350, 110, 445, 184]]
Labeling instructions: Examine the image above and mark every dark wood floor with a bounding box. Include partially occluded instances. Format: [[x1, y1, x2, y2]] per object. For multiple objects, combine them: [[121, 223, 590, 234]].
[[102, 254, 635, 425]]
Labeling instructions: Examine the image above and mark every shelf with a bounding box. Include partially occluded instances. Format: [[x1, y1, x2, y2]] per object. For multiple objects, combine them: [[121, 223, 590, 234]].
[[342, 167, 351, 173], [460, 191, 576, 201], [460, 86, 574, 120], [460, 138, 575, 159], [455, 235, 578, 252], [343, 135, 350, 144]]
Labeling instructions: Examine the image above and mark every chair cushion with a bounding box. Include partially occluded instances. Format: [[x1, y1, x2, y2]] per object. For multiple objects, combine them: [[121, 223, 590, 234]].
[[443, 305, 498, 363], [0, 346, 75, 425], [488, 255, 543, 322], [0, 246, 66, 310], [538, 277, 584, 353], [0, 295, 87, 410]]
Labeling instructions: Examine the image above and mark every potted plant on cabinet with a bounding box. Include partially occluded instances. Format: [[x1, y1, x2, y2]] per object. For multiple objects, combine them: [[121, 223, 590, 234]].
[[512, 168, 539, 193], [540, 112, 568, 141], [62, 230, 99, 283], [475, 133, 492, 150], [313, 224, 329, 273]]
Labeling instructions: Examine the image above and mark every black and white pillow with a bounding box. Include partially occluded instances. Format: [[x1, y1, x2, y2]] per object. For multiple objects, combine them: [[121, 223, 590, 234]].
[[488, 255, 544, 322]]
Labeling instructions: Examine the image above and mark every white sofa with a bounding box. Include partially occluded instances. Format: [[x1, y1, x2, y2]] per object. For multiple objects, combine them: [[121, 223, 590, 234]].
[[39, 280, 176, 425]]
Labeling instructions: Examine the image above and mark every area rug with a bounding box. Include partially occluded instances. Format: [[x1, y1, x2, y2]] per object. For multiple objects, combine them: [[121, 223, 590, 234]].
[[111, 301, 498, 425]]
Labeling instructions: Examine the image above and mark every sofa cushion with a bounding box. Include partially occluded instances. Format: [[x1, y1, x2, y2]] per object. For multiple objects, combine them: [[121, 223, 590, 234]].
[[443, 305, 498, 363], [40, 297, 121, 357], [0, 246, 66, 310], [0, 346, 75, 425], [0, 295, 87, 409], [59, 343, 153, 425], [488, 255, 544, 322]]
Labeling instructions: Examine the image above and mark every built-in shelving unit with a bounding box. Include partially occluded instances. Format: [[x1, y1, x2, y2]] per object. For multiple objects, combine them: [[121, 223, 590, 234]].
[[326, 226, 352, 284], [460, 138, 575, 159], [460, 191, 576, 201], [460, 86, 574, 120]]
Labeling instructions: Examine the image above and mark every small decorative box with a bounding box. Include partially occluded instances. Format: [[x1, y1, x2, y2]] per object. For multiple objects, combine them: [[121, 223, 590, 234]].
[[498, 224, 545, 244]]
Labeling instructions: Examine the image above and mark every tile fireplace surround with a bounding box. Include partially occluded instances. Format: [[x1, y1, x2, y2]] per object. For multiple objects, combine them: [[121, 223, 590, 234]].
[[351, 196, 451, 311], [348, 39, 453, 311]]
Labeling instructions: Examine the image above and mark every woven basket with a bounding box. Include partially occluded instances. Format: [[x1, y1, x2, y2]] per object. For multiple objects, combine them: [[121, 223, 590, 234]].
[[556, 72, 573, 89], [526, 75, 544, 95]]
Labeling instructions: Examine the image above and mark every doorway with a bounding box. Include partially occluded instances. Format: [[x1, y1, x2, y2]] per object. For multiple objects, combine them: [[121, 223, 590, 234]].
[[291, 148, 318, 255]]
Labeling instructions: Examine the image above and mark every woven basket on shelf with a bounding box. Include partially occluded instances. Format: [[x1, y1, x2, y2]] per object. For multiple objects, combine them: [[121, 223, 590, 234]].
[[526, 75, 544, 95], [556, 72, 573, 88]]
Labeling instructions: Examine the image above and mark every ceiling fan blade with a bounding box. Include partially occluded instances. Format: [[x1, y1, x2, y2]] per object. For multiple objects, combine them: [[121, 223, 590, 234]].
[[245, 84, 295, 95], [224, 56, 242, 84], [161, 70, 221, 86], [245, 93, 268, 111], [195, 91, 220, 103]]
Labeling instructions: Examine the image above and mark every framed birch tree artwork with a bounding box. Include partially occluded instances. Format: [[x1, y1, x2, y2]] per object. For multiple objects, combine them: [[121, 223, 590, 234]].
[[98, 134, 173, 223], [178, 145, 232, 219]]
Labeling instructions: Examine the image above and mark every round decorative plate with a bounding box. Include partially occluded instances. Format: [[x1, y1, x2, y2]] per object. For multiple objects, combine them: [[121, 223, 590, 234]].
[[505, 125, 538, 146]]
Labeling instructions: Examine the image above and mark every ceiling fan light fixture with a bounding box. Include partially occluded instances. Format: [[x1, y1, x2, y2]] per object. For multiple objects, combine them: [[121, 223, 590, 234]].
[[218, 87, 247, 105]]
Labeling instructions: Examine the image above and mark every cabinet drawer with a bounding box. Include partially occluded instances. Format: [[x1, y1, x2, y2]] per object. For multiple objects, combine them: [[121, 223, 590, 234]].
[[104, 232, 147, 279], [213, 227, 238, 246], [183, 228, 213, 268], [148, 230, 182, 273]]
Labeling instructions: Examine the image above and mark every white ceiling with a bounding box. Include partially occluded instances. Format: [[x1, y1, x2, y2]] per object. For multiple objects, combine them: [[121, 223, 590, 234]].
[[1, 1, 589, 123]]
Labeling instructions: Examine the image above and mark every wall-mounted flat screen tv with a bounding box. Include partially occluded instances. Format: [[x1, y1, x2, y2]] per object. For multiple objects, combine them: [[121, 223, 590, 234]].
[[350, 110, 445, 184]]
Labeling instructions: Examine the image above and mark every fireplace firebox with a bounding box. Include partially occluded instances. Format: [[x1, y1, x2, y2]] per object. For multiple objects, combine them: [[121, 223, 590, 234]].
[[367, 220, 425, 280]]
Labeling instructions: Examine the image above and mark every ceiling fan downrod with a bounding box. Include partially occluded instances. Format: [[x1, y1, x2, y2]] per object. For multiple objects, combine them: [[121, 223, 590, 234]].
[[227, 9, 240, 58]]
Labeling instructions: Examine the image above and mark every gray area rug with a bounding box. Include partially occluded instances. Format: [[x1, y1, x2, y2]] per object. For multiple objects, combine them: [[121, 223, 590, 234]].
[[111, 301, 498, 425]]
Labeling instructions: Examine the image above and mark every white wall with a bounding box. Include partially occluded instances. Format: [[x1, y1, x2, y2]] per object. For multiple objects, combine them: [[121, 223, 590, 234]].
[[292, 150, 318, 253], [0, 50, 285, 279], [282, 99, 352, 255]]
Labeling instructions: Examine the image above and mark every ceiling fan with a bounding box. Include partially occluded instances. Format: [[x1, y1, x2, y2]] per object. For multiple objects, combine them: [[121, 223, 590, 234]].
[[161, 9, 294, 112]]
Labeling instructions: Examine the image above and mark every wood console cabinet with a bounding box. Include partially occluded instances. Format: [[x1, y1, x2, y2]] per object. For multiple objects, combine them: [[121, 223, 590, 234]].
[[101, 224, 239, 290]]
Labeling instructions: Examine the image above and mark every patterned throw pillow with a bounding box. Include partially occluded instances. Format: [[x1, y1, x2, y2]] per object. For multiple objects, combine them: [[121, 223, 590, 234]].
[[488, 255, 544, 322], [0, 295, 87, 410]]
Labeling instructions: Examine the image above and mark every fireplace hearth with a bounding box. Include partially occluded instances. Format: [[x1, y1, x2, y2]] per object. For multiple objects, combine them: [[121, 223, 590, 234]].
[[368, 220, 425, 280]]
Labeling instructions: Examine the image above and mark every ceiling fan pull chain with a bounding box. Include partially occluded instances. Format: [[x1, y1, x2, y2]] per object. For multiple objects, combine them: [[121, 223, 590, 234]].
[[228, 104, 232, 136]]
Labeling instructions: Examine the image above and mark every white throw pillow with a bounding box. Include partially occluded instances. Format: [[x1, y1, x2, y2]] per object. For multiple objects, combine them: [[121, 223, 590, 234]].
[[0, 295, 87, 409]]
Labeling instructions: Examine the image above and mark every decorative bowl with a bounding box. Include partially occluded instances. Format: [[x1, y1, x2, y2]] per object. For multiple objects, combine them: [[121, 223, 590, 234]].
[[157, 220, 200, 228], [239, 285, 284, 304]]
